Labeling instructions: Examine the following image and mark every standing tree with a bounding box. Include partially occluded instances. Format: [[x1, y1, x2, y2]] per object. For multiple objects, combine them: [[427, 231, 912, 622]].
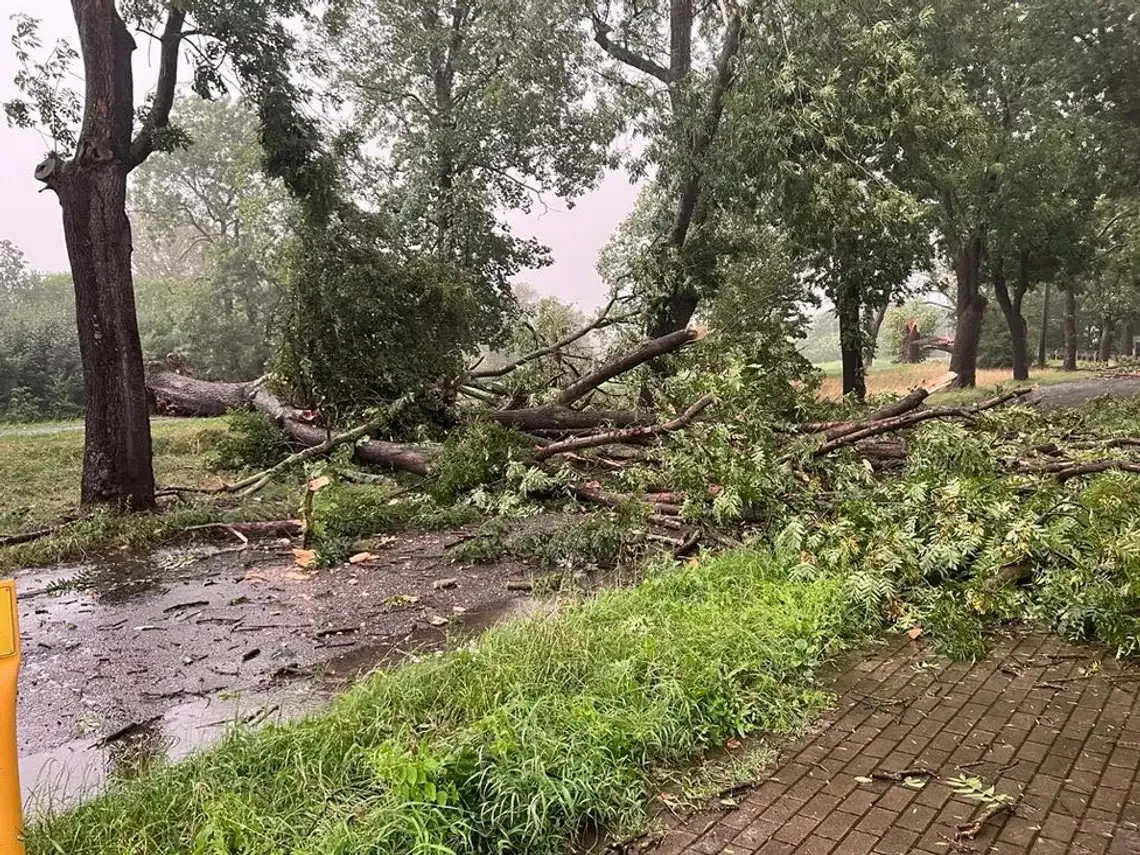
[[0, 239, 34, 297], [589, 0, 744, 341], [720, 0, 946, 398], [130, 97, 293, 378], [5, 1, 324, 508], [325, 0, 617, 338]]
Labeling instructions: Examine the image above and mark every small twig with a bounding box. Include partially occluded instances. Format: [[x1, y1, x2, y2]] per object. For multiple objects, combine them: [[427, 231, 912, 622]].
[[955, 801, 1015, 840], [869, 766, 936, 782]]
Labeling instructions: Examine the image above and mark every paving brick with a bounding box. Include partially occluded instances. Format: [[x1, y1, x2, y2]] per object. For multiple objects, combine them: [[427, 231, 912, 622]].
[[1108, 827, 1140, 854], [873, 785, 916, 813], [1037, 812, 1078, 843], [799, 792, 842, 821], [833, 829, 877, 855], [872, 826, 919, 855], [854, 805, 896, 837], [1030, 836, 1071, 854], [645, 630, 1140, 855], [732, 819, 779, 849], [895, 804, 937, 833], [771, 814, 819, 846], [812, 806, 860, 840]]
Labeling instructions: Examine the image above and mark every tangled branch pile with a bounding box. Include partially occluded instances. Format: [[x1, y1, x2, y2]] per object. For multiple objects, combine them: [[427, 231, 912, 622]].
[[149, 322, 1140, 658]]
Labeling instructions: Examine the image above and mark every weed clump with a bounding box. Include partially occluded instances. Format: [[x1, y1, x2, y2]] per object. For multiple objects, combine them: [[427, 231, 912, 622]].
[[514, 517, 629, 569], [210, 409, 291, 471]]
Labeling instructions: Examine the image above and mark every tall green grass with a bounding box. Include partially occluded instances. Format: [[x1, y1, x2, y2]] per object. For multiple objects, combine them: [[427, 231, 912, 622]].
[[28, 551, 864, 855]]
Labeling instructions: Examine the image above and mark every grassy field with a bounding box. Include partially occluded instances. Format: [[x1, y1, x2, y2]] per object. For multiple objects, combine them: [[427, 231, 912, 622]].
[[25, 549, 864, 855], [0, 418, 296, 571], [816, 360, 1077, 402]]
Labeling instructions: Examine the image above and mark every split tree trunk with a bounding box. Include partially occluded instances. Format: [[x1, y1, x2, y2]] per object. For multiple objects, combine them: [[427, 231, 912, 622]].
[[950, 236, 986, 387], [1063, 288, 1078, 371], [1098, 319, 1115, 362], [1037, 282, 1050, 368]]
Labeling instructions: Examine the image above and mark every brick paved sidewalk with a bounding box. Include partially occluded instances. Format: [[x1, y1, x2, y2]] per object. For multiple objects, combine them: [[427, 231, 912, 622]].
[[648, 630, 1140, 855]]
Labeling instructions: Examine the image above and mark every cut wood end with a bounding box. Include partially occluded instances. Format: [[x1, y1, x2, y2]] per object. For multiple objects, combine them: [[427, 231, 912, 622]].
[[692, 327, 712, 342], [925, 371, 958, 394]]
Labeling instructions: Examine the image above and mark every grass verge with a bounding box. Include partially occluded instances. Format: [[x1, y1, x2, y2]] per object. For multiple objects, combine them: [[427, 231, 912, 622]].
[[26, 550, 865, 855], [0, 418, 296, 571], [815, 361, 1076, 401]]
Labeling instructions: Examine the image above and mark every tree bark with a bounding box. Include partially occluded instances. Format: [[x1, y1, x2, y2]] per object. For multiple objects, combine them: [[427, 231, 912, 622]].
[[1122, 320, 1136, 357], [1097, 318, 1114, 362], [1037, 281, 1050, 368], [993, 257, 1029, 381], [837, 286, 866, 401], [45, 2, 157, 509], [863, 302, 888, 367], [147, 370, 260, 416], [950, 236, 986, 387], [1063, 287, 1078, 371]]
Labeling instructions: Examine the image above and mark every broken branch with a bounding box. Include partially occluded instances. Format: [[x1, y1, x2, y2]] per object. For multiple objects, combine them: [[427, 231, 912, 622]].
[[555, 328, 705, 407], [536, 394, 714, 460]]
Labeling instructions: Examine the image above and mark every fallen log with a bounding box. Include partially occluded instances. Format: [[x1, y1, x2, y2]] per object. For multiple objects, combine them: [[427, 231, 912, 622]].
[[148, 371, 263, 417], [570, 485, 682, 516], [145, 327, 711, 479], [819, 389, 930, 441]]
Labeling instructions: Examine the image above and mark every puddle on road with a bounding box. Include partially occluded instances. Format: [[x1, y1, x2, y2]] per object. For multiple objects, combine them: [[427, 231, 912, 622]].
[[19, 684, 321, 816], [17, 592, 547, 815]]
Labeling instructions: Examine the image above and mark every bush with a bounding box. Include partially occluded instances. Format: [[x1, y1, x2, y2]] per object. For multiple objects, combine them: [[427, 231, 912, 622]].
[[513, 518, 630, 569], [209, 410, 292, 471]]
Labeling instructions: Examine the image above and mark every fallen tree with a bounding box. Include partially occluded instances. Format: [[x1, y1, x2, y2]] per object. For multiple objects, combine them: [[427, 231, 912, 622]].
[[146, 327, 711, 484]]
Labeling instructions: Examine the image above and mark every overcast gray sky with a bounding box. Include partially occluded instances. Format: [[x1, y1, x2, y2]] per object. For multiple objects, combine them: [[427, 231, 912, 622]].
[[0, 4, 636, 310]]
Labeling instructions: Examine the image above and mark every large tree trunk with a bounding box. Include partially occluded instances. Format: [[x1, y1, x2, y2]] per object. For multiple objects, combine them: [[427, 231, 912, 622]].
[[1122, 320, 1136, 357], [1098, 318, 1115, 362], [993, 256, 1030, 381], [44, 2, 156, 508], [60, 166, 155, 508], [643, 5, 742, 341], [950, 236, 986, 387], [1037, 281, 1050, 368], [837, 286, 866, 401], [1063, 287, 1078, 371]]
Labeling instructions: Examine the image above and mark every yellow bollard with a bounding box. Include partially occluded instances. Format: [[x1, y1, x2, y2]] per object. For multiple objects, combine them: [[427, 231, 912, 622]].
[[0, 580, 23, 855]]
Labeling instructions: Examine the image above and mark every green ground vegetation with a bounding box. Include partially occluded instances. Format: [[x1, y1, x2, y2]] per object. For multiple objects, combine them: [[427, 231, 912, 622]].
[[0, 418, 296, 571], [26, 551, 860, 854]]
